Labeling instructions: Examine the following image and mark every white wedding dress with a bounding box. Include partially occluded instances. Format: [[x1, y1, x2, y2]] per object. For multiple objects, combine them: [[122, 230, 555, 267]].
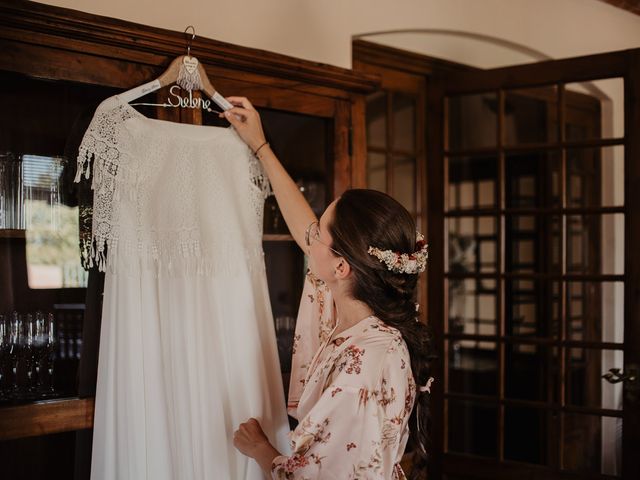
[[76, 96, 290, 480]]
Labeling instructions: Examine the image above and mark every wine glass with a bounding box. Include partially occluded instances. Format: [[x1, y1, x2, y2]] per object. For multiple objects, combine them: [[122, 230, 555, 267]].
[[45, 313, 56, 395], [0, 315, 8, 399], [22, 313, 36, 397], [33, 311, 47, 395], [275, 315, 296, 372], [8, 312, 22, 399]]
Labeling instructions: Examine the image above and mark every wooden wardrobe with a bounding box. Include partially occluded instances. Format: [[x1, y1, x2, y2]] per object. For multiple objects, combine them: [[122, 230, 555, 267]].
[[0, 1, 377, 477]]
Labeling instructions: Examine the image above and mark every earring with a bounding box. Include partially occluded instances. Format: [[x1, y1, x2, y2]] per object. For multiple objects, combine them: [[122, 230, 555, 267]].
[[177, 55, 203, 92]]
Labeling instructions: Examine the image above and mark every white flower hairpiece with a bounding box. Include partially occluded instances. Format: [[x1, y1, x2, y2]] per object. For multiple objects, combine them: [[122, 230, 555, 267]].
[[368, 232, 429, 275]]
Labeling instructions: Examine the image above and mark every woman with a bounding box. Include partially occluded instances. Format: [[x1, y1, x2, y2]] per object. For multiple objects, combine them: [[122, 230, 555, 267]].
[[223, 98, 434, 479]]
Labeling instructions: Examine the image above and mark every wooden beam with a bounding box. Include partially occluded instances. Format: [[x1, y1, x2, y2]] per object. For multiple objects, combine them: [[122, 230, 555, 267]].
[[443, 49, 639, 93], [353, 39, 475, 76]]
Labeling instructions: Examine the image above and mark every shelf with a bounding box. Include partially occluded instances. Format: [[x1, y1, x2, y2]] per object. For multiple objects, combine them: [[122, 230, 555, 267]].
[[0, 397, 94, 441], [0, 229, 26, 239], [0, 377, 290, 442], [263, 234, 295, 242]]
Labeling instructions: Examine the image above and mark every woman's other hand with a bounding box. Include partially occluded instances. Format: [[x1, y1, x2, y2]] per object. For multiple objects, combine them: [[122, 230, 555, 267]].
[[233, 418, 281, 474]]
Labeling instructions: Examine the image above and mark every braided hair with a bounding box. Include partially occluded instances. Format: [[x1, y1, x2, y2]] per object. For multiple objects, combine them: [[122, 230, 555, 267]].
[[328, 189, 436, 478]]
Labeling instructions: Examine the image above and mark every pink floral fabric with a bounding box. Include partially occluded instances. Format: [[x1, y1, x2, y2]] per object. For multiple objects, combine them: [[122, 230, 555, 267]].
[[274, 272, 416, 479]]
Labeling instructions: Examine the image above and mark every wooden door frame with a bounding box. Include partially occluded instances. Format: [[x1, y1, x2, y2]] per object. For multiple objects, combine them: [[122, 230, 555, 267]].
[[427, 48, 640, 480], [353, 40, 461, 326]]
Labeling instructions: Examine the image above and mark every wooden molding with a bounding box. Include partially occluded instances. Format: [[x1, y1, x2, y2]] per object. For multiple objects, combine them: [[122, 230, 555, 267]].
[[0, 229, 26, 239], [353, 39, 475, 77], [0, 0, 379, 95], [442, 48, 638, 93], [0, 398, 95, 440], [263, 234, 295, 242]]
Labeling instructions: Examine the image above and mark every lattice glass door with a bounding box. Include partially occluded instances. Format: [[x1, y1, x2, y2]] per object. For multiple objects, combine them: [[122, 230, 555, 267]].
[[363, 65, 428, 320], [427, 50, 640, 480]]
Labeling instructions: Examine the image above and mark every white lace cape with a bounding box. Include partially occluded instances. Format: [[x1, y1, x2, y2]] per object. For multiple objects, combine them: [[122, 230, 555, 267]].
[[74, 96, 272, 273]]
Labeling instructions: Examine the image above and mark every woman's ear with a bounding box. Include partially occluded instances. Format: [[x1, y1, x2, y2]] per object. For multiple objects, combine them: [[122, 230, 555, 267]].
[[334, 259, 351, 280]]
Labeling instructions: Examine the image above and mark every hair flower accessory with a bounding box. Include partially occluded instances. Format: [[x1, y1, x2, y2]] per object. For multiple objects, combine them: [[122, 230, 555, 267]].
[[368, 232, 429, 275], [419, 377, 435, 393]]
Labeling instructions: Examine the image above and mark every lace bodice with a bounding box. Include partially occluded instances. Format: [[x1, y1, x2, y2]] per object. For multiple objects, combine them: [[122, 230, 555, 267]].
[[75, 96, 271, 274]]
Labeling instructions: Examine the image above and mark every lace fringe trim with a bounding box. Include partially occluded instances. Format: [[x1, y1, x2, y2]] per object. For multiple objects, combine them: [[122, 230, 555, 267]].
[[248, 155, 273, 199], [80, 237, 265, 276], [76, 137, 136, 272]]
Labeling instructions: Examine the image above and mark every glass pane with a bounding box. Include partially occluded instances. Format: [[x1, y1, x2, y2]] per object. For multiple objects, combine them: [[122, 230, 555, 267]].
[[0, 153, 24, 229], [447, 400, 498, 457], [505, 215, 562, 273], [504, 406, 549, 464], [448, 340, 498, 396], [0, 72, 120, 402], [563, 414, 621, 476], [567, 145, 624, 208], [447, 155, 498, 210], [567, 282, 624, 343], [505, 152, 561, 209], [259, 109, 329, 178], [564, 78, 624, 142], [259, 108, 329, 234], [264, 196, 288, 234], [0, 154, 87, 289], [567, 348, 624, 411], [566, 214, 624, 275], [447, 92, 497, 150], [505, 343, 556, 402], [366, 91, 387, 149], [367, 152, 386, 192], [506, 279, 560, 338], [392, 92, 416, 151], [393, 156, 415, 215], [448, 216, 498, 274], [448, 278, 497, 335], [505, 85, 558, 145], [264, 242, 306, 318], [448, 278, 497, 337]]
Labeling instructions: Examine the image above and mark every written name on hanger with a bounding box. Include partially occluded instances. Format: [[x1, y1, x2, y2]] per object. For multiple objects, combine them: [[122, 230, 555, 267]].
[[167, 85, 212, 110]]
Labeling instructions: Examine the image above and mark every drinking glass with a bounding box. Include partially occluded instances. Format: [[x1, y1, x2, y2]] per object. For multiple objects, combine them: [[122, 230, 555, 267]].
[[22, 313, 35, 396], [8, 312, 22, 398], [0, 315, 8, 399], [45, 313, 56, 394]]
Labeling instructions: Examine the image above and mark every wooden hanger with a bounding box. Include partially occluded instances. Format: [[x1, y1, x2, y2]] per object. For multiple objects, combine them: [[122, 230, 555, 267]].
[[118, 26, 233, 112]]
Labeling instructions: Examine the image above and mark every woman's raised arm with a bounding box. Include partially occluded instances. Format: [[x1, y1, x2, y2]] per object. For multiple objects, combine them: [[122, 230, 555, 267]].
[[223, 97, 316, 252]]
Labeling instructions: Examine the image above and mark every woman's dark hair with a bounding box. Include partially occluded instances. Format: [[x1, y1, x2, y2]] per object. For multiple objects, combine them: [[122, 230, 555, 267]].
[[328, 189, 435, 479]]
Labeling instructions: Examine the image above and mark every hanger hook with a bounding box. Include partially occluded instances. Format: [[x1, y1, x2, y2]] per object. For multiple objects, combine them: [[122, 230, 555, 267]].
[[184, 25, 196, 57]]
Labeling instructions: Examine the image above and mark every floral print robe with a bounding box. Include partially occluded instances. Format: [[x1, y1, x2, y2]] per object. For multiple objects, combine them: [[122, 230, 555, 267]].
[[272, 272, 416, 479]]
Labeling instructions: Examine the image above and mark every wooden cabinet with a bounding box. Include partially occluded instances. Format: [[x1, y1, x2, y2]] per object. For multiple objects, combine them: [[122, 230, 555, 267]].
[[0, 1, 377, 471]]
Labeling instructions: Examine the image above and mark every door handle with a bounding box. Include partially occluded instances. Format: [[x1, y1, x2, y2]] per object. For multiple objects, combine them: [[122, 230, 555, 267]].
[[602, 367, 637, 384]]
